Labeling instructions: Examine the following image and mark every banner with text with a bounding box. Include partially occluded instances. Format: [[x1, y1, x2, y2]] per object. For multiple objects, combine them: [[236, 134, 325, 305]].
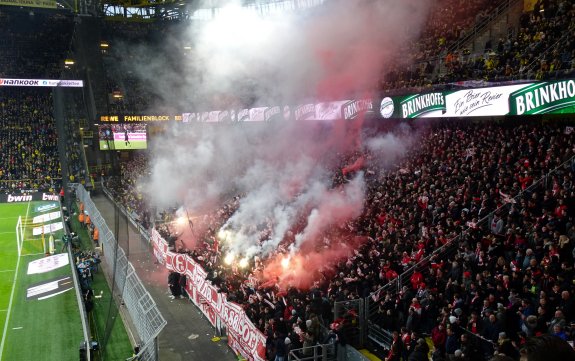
[[0, 192, 60, 203], [377, 79, 575, 119], [150, 229, 266, 361], [0, 0, 56, 8], [144, 80, 575, 122], [0, 78, 82, 87]]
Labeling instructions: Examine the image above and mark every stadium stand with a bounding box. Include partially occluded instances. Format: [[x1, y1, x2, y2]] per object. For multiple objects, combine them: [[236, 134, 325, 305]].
[[382, 0, 575, 93], [107, 120, 575, 360], [0, 88, 62, 192], [3, 1, 574, 360], [0, 9, 75, 192], [92, 2, 575, 360], [0, 9, 73, 79]]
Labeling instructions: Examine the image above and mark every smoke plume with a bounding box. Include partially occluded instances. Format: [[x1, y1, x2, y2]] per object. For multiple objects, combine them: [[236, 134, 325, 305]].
[[138, 0, 432, 288], [121, 0, 432, 110]]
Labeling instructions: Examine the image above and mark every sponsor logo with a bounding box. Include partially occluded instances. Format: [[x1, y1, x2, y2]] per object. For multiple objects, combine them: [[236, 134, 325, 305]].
[[42, 193, 59, 201], [401, 92, 445, 118], [35, 203, 58, 213], [510, 80, 575, 115], [7, 194, 33, 202], [380, 97, 395, 118], [27, 253, 69, 275], [343, 99, 374, 120], [57, 80, 83, 87], [294, 104, 316, 120], [26, 277, 73, 301], [0, 78, 82, 87], [1, 79, 39, 86], [249, 107, 265, 122], [342, 99, 374, 120]]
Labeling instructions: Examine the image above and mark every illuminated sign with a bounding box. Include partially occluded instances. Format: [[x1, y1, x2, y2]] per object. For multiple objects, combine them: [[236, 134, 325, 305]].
[[99, 115, 183, 123], [0, 78, 83, 87]]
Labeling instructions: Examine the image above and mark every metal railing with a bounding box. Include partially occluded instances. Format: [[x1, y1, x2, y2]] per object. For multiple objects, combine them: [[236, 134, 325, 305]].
[[288, 342, 369, 361], [73, 184, 166, 361], [101, 185, 151, 243], [288, 344, 335, 361], [448, 0, 522, 53], [333, 298, 365, 349], [524, 29, 575, 77]]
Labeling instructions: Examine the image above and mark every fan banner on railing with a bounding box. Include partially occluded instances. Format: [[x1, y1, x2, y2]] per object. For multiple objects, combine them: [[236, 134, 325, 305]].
[[152, 229, 267, 361]]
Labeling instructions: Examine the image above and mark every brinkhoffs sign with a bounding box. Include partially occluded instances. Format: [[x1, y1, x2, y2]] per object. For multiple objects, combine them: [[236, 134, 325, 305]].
[[180, 79, 575, 122], [376, 79, 575, 119], [150, 229, 267, 361]]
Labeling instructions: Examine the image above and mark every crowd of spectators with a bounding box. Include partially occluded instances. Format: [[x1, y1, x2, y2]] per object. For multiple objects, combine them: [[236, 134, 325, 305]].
[[62, 68, 91, 187], [110, 119, 575, 361], [106, 153, 152, 228], [98, 0, 504, 113], [0, 9, 74, 79], [0, 9, 79, 193], [0, 88, 62, 192], [98, 1, 575, 111], [382, 0, 575, 93], [406, 0, 500, 62], [94, 2, 575, 361], [100, 20, 179, 113], [440, 0, 575, 84]]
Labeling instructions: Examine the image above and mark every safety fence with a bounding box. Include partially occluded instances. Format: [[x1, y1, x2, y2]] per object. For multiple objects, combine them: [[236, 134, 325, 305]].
[[74, 184, 166, 361], [101, 185, 151, 243], [333, 298, 366, 349]]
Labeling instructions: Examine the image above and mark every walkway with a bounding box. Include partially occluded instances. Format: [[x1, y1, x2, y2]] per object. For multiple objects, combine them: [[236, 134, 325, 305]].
[[91, 193, 237, 361]]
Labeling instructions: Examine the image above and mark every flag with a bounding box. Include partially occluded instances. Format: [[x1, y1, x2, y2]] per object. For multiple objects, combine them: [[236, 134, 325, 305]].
[[499, 190, 516, 204], [342, 156, 365, 176], [371, 289, 381, 302]]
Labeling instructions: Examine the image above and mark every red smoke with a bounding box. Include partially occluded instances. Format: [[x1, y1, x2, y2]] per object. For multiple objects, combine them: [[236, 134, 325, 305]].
[[261, 236, 368, 290], [342, 155, 365, 176]]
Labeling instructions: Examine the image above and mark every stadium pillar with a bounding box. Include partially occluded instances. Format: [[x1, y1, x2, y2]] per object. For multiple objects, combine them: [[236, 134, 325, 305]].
[[53, 86, 72, 211]]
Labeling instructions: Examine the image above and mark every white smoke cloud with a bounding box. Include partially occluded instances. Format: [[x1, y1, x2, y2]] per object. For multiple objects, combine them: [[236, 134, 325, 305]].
[[139, 0, 432, 264], [121, 0, 432, 110]]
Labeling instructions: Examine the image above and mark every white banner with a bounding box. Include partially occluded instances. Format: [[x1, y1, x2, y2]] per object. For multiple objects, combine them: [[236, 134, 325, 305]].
[[32, 211, 61, 224], [27, 253, 69, 275], [32, 222, 63, 235], [0, 78, 83, 88], [152, 229, 266, 361], [443, 84, 532, 117]]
